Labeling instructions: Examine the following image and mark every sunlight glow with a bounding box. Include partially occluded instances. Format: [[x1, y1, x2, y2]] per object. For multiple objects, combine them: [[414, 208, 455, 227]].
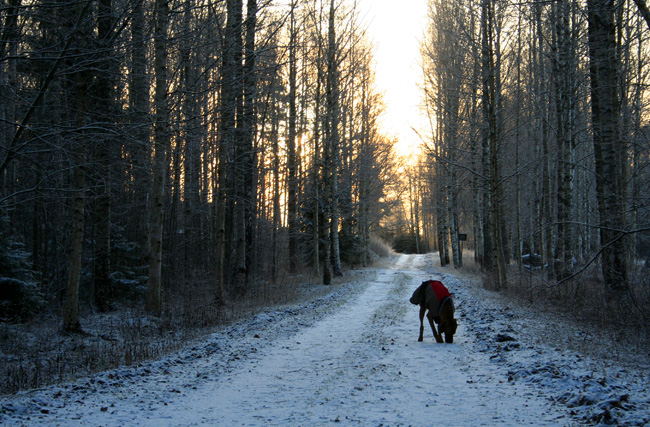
[[357, 0, 429, 159]]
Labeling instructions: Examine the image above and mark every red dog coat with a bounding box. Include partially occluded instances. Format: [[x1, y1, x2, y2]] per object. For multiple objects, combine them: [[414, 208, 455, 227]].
[[409, 280, 453, 319]]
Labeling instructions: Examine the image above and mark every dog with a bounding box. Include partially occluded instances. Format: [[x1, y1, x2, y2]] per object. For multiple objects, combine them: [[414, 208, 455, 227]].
[[409, 280, 457, 343]]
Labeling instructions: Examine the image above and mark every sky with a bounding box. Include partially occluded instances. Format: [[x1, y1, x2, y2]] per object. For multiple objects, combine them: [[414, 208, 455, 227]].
[[357, 0, 429, 158]]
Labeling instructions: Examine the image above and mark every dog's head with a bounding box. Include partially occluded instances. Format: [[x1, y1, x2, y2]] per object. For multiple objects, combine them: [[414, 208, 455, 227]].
[[440, 318, 458, 343]]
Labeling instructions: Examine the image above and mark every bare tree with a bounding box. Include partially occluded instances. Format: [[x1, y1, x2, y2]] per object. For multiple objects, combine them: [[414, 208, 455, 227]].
[[587, 0, 629, 291], [287, 0, 300, 273], [146, 0, 170, 315], [550, 0, 580, 281], [325, 0, 342, 277], [63, 0, 99, 331], [0, 0, 400, 332]]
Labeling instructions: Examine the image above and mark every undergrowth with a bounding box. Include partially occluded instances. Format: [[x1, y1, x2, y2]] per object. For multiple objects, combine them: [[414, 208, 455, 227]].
[[0, 270, 351, 395], [485, 259, 650, 363], [429, 250, 649, 364]]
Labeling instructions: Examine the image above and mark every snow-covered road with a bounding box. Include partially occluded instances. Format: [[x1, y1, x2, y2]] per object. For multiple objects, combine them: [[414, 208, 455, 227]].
[[2, 254, 649, 426]]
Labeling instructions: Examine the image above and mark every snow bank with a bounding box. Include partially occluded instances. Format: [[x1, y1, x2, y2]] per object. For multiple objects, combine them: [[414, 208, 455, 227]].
[[433, 266, 650, 427]]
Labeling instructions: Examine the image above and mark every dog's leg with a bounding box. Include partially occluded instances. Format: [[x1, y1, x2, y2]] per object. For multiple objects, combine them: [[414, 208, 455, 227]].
[[418, 305, 425, 342], [438, 306, 447, 343], [427, 310, 443, 343], [438, 303, 456, 343], [438, 323, 447, 343]]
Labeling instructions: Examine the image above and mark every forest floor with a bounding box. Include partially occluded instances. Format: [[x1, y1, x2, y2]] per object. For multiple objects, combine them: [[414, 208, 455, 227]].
[[1, 253, 649, 426]]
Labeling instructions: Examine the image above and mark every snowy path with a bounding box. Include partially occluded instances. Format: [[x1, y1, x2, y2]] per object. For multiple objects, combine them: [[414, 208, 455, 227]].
[[2, 254, 649, 426]]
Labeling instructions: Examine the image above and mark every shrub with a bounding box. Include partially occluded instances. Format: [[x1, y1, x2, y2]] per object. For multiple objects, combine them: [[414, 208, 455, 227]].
[[0, 277, 45, 321], [369, 234, 393, 258], [392, 232, 420, 254], [0, 221, 43, 321], [339, 230, 365, 265]]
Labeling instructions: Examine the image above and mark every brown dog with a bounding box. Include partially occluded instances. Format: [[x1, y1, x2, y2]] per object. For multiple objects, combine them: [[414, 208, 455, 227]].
[[409, 280, 458, 343]]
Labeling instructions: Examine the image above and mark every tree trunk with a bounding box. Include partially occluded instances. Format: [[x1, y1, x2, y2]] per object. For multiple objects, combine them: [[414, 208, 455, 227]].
[[469, 1, 482, 266], [514, 12, 523, 269], [326, 0, 342, 277], [93, 0, 114, 312], [64, 67, 89, 332], [312, 34, 323, 279], [128, 0, 150, 264], [481, 0, 506, 287], [215, 0, 242, 303], [434, 129, 449, 266], [146, 0, 169, 315], [272, 107, 280, 282], [63, 2, 92, 331], [322, 133, 332, 285], [231, 0, 246, 292], [180, 0, 202, 278], [239, 0, 257, 286], [63, 146, 86, 331], [287, 0, 299, 273], [551, 0, 577, 282], [413, 173, 421, 255], [479, 0, 492, 273], [587, 0, 628, 291]]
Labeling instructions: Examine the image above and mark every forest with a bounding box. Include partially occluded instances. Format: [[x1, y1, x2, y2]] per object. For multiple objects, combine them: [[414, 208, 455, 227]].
[[416, 0, 650, 296], [1, 0, 650, 394], [0, 0, 401, 326]]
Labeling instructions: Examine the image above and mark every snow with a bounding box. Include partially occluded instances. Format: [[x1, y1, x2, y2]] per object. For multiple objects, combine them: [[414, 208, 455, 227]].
[[1, 254, 649, 426]]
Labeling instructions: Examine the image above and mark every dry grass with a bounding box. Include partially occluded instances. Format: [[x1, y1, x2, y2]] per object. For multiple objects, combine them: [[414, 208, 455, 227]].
[[369, 234, 395, 259], [434, 250, 650, 365], [0, 298, 219, 395], [494, 260, 650, 363], [0, 277, 304, 394], [506, 263, 649, 324]]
